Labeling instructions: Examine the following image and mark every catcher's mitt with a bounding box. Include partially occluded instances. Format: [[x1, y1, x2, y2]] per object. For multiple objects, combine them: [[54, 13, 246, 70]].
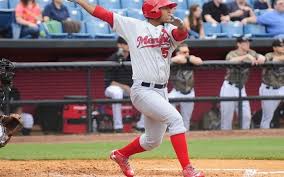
[[0, 114, 22, 148]]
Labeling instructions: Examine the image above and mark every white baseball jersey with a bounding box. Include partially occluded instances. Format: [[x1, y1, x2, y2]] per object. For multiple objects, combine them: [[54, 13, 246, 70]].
[[113, 13, 183, 84]]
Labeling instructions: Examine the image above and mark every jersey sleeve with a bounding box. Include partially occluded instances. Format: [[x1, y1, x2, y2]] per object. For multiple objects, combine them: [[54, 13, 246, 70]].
[[167, 24, 187, 49], [112, 13, 139, 42], [226, 51, 235, 61], [257, 12, 271, 25], [248, 50, 258, 58], [42, 5, 51, 18], [15, 4, 24, 18], [265, 53, 273, 61]]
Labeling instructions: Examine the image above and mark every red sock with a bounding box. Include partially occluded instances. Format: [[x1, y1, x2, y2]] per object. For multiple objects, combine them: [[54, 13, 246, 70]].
[[170, 133, 190, 169], [118, 136, 145, 158]]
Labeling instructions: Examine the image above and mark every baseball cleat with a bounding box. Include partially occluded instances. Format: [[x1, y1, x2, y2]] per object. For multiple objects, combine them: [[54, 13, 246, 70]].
[[182, 164, 205, 177], [110, 150, 134, 177]]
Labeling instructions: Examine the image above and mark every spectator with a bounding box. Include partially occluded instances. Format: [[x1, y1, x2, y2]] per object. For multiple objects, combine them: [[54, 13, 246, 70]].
[[169, 43, 203, 131], [43, 0, 81, 33], [253, 0, 284, 36], [202, 101, 220, 130], [227, 0, 256, 24], [184, 4, 205, 38], [259, 38, 284, 129], [12, 106, 34, 136], [104, 37, 132, 133], [254, 0, 272, 9], [202, 0, 230, 24], [220, 36, 265, 130], [15, 0, 42, 38]]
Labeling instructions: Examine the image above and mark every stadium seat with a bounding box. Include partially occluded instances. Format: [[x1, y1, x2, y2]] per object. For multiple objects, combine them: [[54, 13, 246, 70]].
[[62, 0, 76, 8], [0, 9, 13, 29], [187, 0, 203, 8], [68, 7, 82, 21], [171, 0, 188, 9], [244, 24, 272, 37], [0, 0, 8, 9], [127, 8, 145, 20], [112, 9, 127, 16], [37, 0, 51, 9], [174, 9, 189, 20], [121, 0, 142, 9], [86, 21, 116, 38], [98, 0, 121, 9], [8, 0, 18, 8], [71, 22, 92, 38], [43, 20, 69, 39], [221, 22, 244, 38], [81, 9, 95, 21], [204, 22, 227, 38], [0, 9, 13, 38]]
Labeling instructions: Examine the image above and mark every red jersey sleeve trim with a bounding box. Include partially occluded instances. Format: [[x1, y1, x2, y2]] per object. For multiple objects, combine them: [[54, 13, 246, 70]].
[[92, 5, 114, 27], [172, 28, 188, 41]]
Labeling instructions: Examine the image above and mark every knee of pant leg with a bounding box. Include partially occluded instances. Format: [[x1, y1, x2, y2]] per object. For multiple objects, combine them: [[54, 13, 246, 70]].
[[107, 87, 124, 99], [140, 136, 163, 151], [167, 114, 186, 135], [111, 87, 124, 99], [113, 91, 123, 99]]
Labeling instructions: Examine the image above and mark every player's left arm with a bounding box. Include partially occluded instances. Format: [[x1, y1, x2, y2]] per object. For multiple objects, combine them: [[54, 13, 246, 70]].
[[256, 53, 266, 64], [171, 55, 203, 65], [171, 55, 187, 64], [170, 16, 188, 41], [188, 55, 203, 65]]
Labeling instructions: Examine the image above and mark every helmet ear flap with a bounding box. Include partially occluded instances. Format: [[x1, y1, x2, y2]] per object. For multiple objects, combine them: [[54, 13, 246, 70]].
[[147, 9, 162, 19]]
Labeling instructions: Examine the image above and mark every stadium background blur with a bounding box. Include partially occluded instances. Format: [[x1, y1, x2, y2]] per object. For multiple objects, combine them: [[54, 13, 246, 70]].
[[0, 0, 283, 134]]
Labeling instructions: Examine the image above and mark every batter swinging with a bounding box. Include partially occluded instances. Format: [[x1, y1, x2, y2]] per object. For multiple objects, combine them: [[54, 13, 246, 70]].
[[67, 0, 204, 176]]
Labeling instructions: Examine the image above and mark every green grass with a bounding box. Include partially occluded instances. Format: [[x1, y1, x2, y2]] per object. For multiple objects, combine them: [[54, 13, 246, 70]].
[[0, 137, 283, 160]]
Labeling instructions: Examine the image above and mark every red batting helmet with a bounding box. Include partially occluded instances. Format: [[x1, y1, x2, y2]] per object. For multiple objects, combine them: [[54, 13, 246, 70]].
[[142, 0, 177, 19]]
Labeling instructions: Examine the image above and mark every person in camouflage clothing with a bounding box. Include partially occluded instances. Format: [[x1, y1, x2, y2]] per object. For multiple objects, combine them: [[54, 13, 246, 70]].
[[259, 38, 284, 129], [169, 43, 203, 131], [220, 36, 265, 130]]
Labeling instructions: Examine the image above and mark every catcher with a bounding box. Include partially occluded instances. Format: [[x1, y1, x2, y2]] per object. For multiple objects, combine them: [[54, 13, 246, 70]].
[[0, 114, 22, 148], [0, 58, 22, 148]]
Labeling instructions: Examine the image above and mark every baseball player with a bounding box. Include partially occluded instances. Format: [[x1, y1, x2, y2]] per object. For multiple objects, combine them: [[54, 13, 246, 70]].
[[169, 43, 203, 131], [259, 38, 284, 129], [220, 36, 265, 130], [105, 37, 132, 133], [68, 0, 204, 176]]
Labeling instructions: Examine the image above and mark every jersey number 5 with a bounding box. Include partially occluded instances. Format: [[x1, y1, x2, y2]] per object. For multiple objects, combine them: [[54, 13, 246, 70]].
[[161, 47, 169, 58]]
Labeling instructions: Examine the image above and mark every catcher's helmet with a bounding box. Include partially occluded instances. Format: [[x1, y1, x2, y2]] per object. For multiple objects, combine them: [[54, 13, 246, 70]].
[[142, 0, 177, 19]]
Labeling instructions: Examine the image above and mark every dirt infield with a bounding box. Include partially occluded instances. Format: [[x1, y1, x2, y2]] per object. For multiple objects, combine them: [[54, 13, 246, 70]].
[[2, 129, 284, 177], [1, 159, 284, 177], [10, 129, 284, 144]]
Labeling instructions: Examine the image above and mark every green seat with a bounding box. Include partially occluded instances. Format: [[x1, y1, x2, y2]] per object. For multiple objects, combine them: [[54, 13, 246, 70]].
[[43, 20, 68, 39]]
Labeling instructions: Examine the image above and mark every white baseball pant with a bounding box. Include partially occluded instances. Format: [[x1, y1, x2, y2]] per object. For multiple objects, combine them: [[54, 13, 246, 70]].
[[136, 114, 145, 129], [130, 80, 186, 151], [259, 83, 284, 129], [220, 80, 251, 130], [168, 88, 195, 131], [105, 85, 126, 130]]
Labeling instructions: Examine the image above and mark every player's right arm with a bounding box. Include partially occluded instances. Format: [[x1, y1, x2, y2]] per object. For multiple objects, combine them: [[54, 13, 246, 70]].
[[68, 0, 114, 26], [69, 0, 96, 17], [68, 0, 135, 41], [226, 52, 252, 63], [171, 55, 203, 65]]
